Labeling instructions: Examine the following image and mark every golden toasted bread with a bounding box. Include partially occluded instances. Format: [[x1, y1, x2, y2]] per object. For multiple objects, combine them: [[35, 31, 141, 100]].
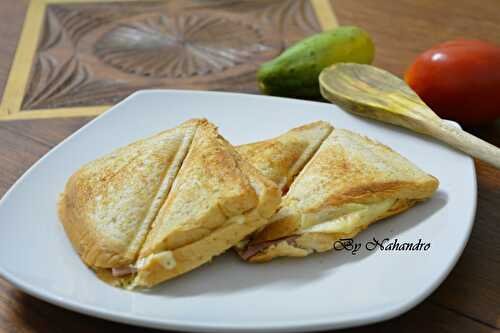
[[59, 119, 202, 268], [236, 121, 333, 193], [239, 128, 439, 262], [131, 122, 280, 288], [60, 119, 281, 288]]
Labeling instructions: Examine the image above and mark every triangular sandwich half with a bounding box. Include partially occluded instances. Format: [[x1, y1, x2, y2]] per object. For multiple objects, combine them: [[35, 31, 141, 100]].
[[236, 121, 333, 193], [238, 128, 439, 262], [60, 119, 281, 288], [59, 119, 201, 269], [131, 122, 280, 288]]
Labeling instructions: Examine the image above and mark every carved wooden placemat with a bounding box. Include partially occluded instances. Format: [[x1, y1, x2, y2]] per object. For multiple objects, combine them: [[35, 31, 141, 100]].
[[0, 0, 337, 121]]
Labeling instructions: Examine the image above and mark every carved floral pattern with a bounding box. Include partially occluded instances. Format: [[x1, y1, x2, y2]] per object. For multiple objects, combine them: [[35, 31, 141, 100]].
[[23, 54, 128, 109], [95, 14, 268, 78], [21, 0, 321, 111]]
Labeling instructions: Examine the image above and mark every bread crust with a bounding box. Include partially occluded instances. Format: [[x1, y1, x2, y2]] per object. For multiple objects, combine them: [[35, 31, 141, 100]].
[[133, 211, 269, 288], [60, 118, 280, 288], [237, 121, 333, 192], [246, 199, 417, 262], [240, 128, 439, 262], [60, 118, 439, 284], [132, 122, 280, 287], [58, 119, 203, 268]]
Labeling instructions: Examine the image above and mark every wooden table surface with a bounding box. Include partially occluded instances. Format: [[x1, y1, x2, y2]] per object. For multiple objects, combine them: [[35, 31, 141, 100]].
[[0, 1, 499, 332]]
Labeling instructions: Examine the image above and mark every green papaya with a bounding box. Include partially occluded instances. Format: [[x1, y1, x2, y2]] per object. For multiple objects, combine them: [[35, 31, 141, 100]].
[[257, 26, 375, 99]]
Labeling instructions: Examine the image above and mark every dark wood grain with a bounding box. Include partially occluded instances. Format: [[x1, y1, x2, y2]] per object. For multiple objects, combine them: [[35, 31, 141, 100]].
[[0, 127, 51, 190], [0, 0, 499, 332], [431, 160, 500, 328], [1, 277, 496, 333], [0, 117, 91, 147]]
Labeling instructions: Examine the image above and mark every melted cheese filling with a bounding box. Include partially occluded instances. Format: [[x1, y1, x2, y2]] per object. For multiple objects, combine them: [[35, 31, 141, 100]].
[[300, 199, 396, 234], [248, 199, 397, 260], [135, 250, 177, 272]]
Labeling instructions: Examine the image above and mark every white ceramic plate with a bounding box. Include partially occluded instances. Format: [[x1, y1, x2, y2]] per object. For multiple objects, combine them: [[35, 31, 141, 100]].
[[0, 91, 476, 332]]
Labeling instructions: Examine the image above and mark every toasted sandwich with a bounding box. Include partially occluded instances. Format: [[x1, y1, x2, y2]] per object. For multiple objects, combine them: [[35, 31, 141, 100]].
[[238, 128, 439, 262], [236, 121, 333, 193], [131, 121, 280, 288], [59, 119, 280, 288], [59, 119, 200, 270]]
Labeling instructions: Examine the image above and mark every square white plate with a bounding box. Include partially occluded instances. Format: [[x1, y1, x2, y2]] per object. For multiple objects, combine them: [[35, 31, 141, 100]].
[[0, 90, 476, 332]]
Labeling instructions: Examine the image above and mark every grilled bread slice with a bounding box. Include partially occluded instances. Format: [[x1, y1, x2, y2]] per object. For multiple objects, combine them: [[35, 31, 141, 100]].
[[60, 119, 281, 288], [59, 119, 201, 269], [239, 128, 439, 262], [131, 122, 280, 288], [236, 121, 333, 193]]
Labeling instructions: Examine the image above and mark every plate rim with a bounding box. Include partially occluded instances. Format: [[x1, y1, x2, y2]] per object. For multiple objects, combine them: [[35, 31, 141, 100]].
[[0, 90, 477, 332]]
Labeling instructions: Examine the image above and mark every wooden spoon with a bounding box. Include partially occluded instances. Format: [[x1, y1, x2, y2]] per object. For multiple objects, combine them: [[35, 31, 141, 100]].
[[319, 63, 500, 168]]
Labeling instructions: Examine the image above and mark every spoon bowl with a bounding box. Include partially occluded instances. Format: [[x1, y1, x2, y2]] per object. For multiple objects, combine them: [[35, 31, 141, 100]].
[[319, 63, 500, 168]]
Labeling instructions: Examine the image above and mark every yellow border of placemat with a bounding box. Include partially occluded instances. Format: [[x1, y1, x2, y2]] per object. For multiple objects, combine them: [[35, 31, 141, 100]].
[[0, 0, 338, 121]]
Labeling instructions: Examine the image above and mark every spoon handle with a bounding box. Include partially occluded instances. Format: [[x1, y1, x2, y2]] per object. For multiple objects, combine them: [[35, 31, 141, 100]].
[[425, 120, 500, 168]]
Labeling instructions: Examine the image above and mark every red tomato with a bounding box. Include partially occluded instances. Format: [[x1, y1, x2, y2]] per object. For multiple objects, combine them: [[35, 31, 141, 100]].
[[405, 39, 500, 125]]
